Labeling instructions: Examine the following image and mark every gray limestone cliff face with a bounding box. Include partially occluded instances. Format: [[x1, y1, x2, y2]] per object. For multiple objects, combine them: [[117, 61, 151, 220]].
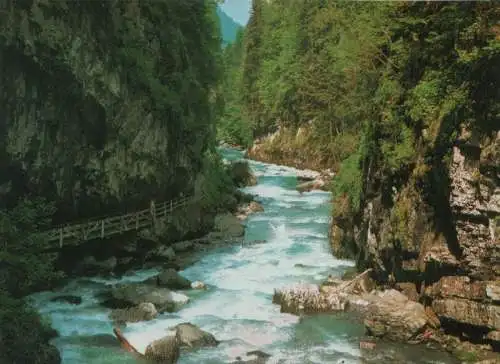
[[329, 129, 500, 349]]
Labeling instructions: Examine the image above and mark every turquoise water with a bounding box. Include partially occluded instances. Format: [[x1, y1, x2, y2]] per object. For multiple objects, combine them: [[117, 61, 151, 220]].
[[30, 149, 458, 363]]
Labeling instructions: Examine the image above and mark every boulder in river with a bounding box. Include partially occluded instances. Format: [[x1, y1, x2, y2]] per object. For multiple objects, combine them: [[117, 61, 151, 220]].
[[213, 213, 245, 239], [231, 350, 271, 364], [109, 302, 158, 324], [146, 268, 192, 290], [145, 332, 180, 363], [173, 322, 219, 348], [274, 270, 438, 344], [361, 289, 430, 342], [102, 283, 189, 312], [113, 323, 219, 362], [191, 281, 206, 290]]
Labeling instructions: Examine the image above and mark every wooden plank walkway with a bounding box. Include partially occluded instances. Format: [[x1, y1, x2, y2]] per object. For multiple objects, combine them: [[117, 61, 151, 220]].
[[45, 195, 196, 248]]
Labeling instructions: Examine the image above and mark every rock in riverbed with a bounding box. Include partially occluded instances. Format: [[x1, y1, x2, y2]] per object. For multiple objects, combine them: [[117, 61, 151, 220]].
[[145, 268, 192, 290], [114, 322, 219, 363], [145, 332, 180, 363], [173, 323, 219, 348], [274, 269, 434, 344], [110, 302, 158, 324], [102, 283, 189, 312], [231, 350, 271, 364], [236, 201, 264, 220]]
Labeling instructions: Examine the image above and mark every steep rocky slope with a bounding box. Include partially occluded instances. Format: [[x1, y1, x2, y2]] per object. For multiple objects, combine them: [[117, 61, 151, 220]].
[[0, 0, 220, 223], [330, 129, 500, 356]]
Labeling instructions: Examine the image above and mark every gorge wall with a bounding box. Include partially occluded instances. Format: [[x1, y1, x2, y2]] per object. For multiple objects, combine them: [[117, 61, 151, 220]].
[[0, 0, 221, 224], [330, 130, 499, 353]]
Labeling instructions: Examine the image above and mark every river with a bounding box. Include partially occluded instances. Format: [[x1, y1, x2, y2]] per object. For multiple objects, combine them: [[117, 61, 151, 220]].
[[29, 148, 458, 364]]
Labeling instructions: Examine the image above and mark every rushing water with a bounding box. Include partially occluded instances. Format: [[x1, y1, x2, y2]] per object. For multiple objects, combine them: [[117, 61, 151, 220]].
[[30, 149, 458, 364]]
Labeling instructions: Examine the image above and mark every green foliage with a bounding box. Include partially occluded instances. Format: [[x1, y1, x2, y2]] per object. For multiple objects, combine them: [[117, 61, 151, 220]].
[[0, 198, 64, 297], [332, 152, 363, 214], [194, 150, 237, 212], [0, 290, 60, 364], [0, 198, 63, 364], [220, 2, 500, 252]]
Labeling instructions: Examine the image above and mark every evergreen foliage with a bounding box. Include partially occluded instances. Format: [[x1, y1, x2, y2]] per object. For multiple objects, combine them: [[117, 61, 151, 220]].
[[219, 1, 500, 219]]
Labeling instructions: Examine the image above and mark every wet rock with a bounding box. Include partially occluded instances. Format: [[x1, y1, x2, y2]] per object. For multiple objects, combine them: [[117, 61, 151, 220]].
[[103, 283, 189, 312], [362, 289, 429, 342], [109, 302, 158, 324], [236, 201, 264, 220], [231, 350, 271, 364], [228, 160, 257, 187], [50, 295, 82, 305], [213, 213, 245, 238], [144, 332, 180, 364], [173, 323, 218, 348], [191, 281, 206, 290], [149, 268, 192, 290]]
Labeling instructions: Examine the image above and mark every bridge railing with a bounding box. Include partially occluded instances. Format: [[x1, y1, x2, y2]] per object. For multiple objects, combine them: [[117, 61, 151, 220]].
[[45, 194, 196, 248]]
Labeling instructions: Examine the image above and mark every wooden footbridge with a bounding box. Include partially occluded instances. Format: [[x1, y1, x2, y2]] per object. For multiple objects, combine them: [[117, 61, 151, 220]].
[[45, 195, 197, 248]]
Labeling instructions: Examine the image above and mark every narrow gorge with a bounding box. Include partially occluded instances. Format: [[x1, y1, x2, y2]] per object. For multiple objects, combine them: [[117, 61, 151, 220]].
[[1, 1, 499, 364]]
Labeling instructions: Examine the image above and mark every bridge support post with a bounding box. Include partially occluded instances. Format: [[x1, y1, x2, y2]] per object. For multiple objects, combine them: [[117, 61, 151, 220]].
[[150, 200, 157, 230], [59, 228, 63, 248], [101, 220, 105, 238]]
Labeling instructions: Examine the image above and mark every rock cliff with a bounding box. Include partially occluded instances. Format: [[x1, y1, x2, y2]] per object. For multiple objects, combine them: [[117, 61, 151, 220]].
[[330, 129, 500, 356], [0, 0, 220, 223]]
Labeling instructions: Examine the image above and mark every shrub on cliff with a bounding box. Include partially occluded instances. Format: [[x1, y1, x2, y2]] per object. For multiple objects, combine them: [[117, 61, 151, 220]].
[[194, 150, 238, 213]]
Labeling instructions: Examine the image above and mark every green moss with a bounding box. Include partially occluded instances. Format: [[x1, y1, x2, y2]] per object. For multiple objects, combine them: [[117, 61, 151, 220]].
[[332, 152, 363, 215]]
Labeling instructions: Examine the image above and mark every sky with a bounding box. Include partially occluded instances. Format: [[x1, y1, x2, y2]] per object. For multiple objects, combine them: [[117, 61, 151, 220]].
[[220, 0, 251, 26]]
